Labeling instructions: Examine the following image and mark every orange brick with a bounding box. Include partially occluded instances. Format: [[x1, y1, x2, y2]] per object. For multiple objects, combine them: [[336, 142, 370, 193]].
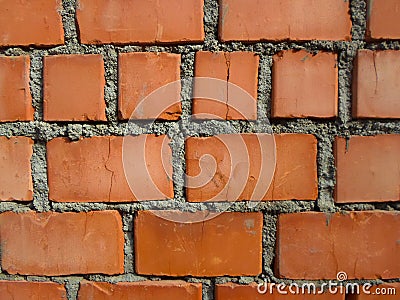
[[43, 54, 106, 121], [47, 135, 173, 202], [118, 52, 181, 120], [0, 56, 34, 122], [276, 211, 400, 279], [353, 50, 400, 118], [219, 0, 351, 42], [0, 280, 67, 300], [193, 51, 259, 120], [78, 280, 202, 300], [0, 211, 124, 275], [348, 283, 400, 300], [0, 137, 33, 201], [76, 0, 204, 44], [367, 0, 400, 39], [185, 134, 317, 202], [0, 0, 64, 46], [216, 283, 344, 300], [0, 281, 66, 300], [272, 50, 338, 118], [335, 135, 400, 203], [135, 211, 263, 276]]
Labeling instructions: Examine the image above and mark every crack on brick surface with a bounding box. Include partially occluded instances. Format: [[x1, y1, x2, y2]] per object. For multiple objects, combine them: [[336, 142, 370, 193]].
[[223, 52, 231, 120], [372, 51, 379, 94], [104, 138, 115, 202]]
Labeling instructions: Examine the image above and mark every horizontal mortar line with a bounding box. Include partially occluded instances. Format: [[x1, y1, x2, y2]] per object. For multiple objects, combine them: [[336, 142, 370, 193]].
[[36, 201, 399, 213], [0, 273, 396, 286], [0, 122, 315, 131], [85, 276, 400, 285], [2, 41, 400, 55], [1, 119, 398, 129], [49, 200, 315, 210], [83, 274, 215, 282], [0, 274, 216, 284], [0, 125, 399, 139]]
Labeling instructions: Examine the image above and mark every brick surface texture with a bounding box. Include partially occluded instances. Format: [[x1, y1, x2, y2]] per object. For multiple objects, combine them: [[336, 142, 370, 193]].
[[0, 56, 34, 121], [0, 281, 66, 300], [0, 0, 399, 299], [78, 280, 202, 300]]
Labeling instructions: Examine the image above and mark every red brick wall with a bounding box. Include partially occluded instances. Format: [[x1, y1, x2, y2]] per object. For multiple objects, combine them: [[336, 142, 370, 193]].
[[0, 0, 399, 299]]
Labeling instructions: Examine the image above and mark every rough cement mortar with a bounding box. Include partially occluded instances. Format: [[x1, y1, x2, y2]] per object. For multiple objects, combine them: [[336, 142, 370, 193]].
[[0, 0, 399, 299]]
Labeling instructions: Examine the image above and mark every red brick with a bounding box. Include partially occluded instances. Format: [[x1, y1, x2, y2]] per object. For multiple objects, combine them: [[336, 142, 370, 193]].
[[76, 0, 204, 44], [0, 0, 64, 46], [276, 211, 400, 279], [43, 54, 106, 121], [216, 283, 344, 300], [0, 56, 34, 122], [78, 280, 202, 300], [193, 51, 259, 120], [353, 50, 400, 119], [47, 135, 173, 202], [0, 137, 33, 201], [118, 52, 181, 120], [135, 211, 263, 276], [348, 283, 400, 300], [219, 0, 351, 42], [335, 135, 400, 203], [0, 210, 124, 275], [367, 0, 400, 39], [272, 50, 338, 118], [186, 134, 317, 202], [0, 281, 66, 300]]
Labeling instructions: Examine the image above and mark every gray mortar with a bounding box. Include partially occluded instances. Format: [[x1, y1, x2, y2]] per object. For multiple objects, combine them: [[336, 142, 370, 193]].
[[262, 214, 278, 279], [122, 211, 135, 274], [0, 0, 399, 299], [257, 55, 272, 120], [201, 279, 214, 300], [103, 46, 119, 124], [31, 142, 50, 212], [64, 278, 82, 300], [60, 0, 80, 46], [351, 0, 368, 41], [203, 0, 219, 50]]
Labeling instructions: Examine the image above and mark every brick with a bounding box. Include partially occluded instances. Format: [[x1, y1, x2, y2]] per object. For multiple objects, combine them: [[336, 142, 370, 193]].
[[47, 135, 173, 202], [353, 50, 400, 119], [118, 52, 181, 120], [276, 211, 400, 279], [216, 283, 344, 300], [0, 137, 33, 201], [0, 56, 34, 122], [78, 280, 202, 300], [135, 211, 263, 276], [348, 283, 400, 300], [76, 0, 204, 44], [272, 50, 338, 118], [367, 0, 400, 39], [0, 210, 124, 275], [219, 0, 351, 42], [193, 51, 259, 120], [335, 135, 400, 203], [43, 54, 106, 121], [186, 134, 317, 202], [0, 281, 66, 300], [0, 0, 64, 46]]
